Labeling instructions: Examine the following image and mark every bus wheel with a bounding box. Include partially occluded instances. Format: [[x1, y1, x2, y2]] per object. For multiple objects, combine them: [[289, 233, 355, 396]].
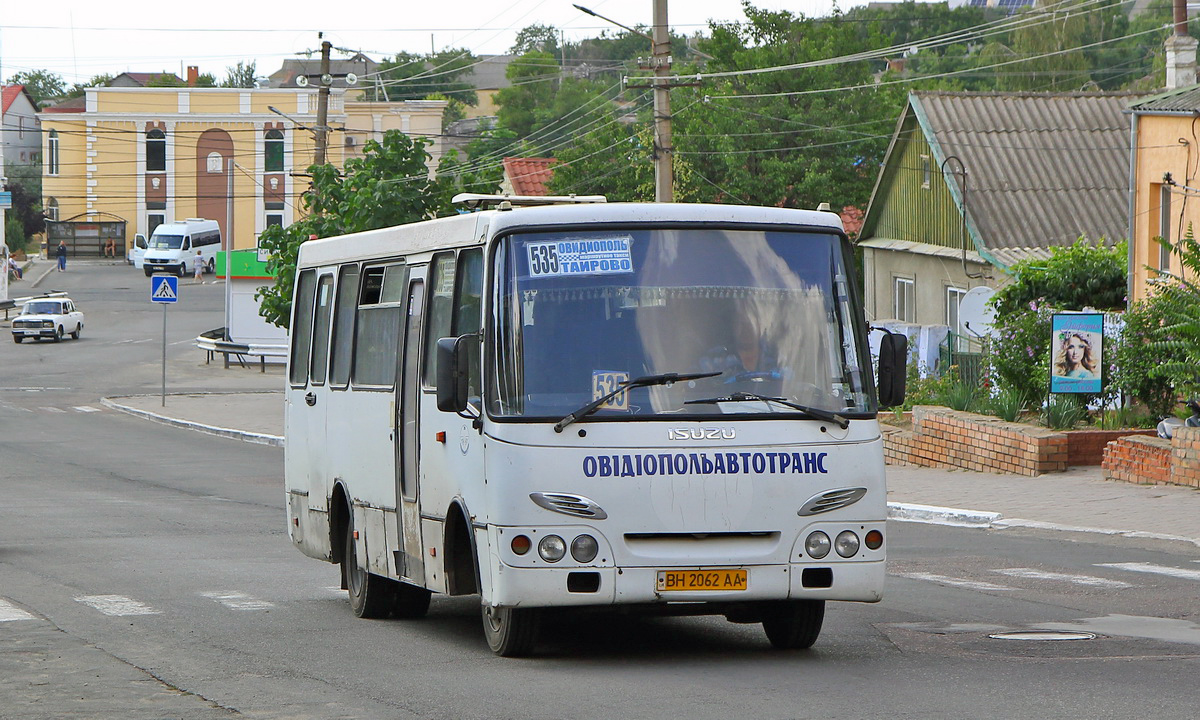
[[343, 520, 395, 619], [482, 604, 540, 657], [762, 599, 825, 649], [391, 581, 431, 619]]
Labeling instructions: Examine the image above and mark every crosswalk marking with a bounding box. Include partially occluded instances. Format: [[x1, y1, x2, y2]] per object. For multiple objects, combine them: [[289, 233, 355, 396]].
[[895, 572, 1016, 592], [200, 591, 275, 611], [72, 406, 101, 413], [992, 568, 1135, 589], [75, 595, 160, 616], [0, 599, 36, 623], [1098, 562, 1200, 582], [38, 407, 66, 413]]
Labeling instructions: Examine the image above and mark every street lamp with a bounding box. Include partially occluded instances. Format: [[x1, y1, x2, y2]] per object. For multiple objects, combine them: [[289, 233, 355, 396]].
[[573, 2, 674, 202]]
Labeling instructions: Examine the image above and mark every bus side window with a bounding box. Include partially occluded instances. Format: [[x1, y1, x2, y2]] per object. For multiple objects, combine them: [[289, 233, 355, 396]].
[[453, 248, 484, 398], [329, 264, 361, 387], [423, 252, 456, 388], [309, 275, 335, 385], [352, 264, 404, 388], [289, 269, 318, 387]]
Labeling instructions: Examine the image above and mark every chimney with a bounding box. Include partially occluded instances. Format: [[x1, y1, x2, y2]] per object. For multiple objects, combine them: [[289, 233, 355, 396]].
[[187, 66, 199, 87], [1166, 0, 1198, 89]]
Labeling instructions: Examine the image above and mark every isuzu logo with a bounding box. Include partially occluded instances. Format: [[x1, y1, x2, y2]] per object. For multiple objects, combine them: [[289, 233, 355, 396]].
[[668, 427, 736, 441]]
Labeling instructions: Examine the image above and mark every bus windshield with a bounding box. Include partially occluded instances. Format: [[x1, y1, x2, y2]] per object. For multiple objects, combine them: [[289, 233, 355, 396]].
[[491, 227, 875, 420], [150, 234, 184, 250]]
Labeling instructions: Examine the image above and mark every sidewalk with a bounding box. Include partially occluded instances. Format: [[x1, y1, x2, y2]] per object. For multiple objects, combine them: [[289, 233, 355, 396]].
[[103, 390, 1200, 548]]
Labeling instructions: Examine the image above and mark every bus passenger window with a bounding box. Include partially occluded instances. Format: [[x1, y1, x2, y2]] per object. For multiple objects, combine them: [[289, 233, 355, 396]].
[[310, 275, 335, 385], [289, 269, 318, 387], [424, 252, 456, 387], [352, 265, 403, 388], [329, 265, 361, 387]]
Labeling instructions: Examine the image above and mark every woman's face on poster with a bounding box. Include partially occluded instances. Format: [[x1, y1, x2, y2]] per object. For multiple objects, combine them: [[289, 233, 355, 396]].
[[1065, 336, 1087, 366]]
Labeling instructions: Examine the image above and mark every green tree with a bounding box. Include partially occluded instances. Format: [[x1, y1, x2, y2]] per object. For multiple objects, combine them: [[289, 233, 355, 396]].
[[511, 24, 560, 56], [437, 123, 517, 197], [1148, 224, 1200, 398], [374, 49, 478, 107], [6, 69, 67, 106], [990, 239, 1127, 316], [222, 61, 258, 88], [65, 74, 115, 99], [3, 164, 45, 248], [494, 51, 562, 139], [147, 73, 186, 88], [256, 130, 448, 327]]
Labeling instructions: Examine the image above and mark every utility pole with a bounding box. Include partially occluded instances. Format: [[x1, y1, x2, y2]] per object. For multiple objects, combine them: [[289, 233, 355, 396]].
[[651, 0, 673, 202], [315, 38, 332, 165]]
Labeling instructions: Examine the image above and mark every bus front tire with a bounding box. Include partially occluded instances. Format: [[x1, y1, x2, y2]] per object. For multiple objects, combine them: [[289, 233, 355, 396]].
[[482, 604, 540, 657], [343, 521, 395, 619], [762, 599, 825, 649]]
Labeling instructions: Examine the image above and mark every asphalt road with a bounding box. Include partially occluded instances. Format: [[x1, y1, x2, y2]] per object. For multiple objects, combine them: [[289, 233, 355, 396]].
[[1, 263, 1198, 719]]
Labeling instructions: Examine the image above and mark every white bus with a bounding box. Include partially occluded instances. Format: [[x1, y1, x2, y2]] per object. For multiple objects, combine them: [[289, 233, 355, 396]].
[[284, 198, 906, 656]]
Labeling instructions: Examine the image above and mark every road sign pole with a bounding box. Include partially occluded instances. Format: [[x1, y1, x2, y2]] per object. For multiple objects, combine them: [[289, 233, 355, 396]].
[[162, 302, 168, 407]]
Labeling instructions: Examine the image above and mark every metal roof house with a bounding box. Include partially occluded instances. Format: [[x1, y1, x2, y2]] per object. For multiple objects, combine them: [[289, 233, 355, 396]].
[[857, 91, 1132, 328]]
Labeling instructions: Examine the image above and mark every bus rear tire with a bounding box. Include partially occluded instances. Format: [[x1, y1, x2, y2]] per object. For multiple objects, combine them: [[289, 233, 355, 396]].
[[391, 582, 431, 619], [344, 520, 395, 619], [762, 599, 825, 649], [482, 604, 540, 657]]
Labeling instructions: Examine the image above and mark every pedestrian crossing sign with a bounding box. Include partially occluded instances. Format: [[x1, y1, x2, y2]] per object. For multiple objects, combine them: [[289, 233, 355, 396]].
[[151, 275, 179, 303]]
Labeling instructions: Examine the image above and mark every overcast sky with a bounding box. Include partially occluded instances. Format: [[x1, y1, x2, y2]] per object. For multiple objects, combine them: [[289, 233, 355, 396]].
[[0, 0, 889, 86]]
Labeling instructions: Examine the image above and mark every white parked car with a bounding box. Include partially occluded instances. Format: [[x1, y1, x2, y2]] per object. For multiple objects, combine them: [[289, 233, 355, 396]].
[[11, 297, 84, 343]]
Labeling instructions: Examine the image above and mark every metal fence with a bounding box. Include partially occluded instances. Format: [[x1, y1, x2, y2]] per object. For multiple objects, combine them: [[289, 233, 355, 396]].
[[940, 331, 987, 387]]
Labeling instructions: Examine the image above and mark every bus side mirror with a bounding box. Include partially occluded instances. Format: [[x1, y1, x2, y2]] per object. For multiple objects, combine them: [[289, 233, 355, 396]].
[[877, 331, 908, 408], [436, 336, 470, 413]]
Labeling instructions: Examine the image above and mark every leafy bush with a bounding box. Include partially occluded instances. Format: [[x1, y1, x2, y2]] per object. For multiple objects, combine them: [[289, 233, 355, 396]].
[[991, 238, 1127, 316], [1112, 297, 1184, 418], [1042, 395, 1088, 430], [988, 301, 1054, 407], [988, 387, 1027, 422], [1148, 224, 1200, 399], [935, 378, 980, 412], [900, 363, 960, 411]]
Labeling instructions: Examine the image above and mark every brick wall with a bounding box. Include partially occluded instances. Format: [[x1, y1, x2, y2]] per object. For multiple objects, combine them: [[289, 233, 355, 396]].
[[1068, 429, 1156, 466], [877, 406, 1067, 476], [1169, 426, 1200, 489], [1101, 434, 1171, 485]]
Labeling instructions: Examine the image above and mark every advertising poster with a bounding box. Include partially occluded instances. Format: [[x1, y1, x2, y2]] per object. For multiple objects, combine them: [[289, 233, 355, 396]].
[[1050, 313, 1103, 394]]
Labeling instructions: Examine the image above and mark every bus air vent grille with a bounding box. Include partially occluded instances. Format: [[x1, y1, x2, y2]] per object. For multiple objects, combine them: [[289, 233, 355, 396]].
[[530, 492, 608, 520], [797, 487, 867, 516]]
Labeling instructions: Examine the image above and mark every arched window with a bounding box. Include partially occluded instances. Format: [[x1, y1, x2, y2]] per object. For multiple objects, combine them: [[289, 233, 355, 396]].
[[46, 198, 59, 221], [147, 128, 166, 172], [265, 129, 284, 173], [47, 130, 60, 175]]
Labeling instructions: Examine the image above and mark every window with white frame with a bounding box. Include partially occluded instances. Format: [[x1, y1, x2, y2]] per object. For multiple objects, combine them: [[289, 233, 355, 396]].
[[47, 130, 60, 175], [894, 277, 915, 323], [946, 286, 967, 348], [146, 128, 166, 172], [265, 129, 284, 172], [46, 198, 59, 221], [920, 154, 931, 189]]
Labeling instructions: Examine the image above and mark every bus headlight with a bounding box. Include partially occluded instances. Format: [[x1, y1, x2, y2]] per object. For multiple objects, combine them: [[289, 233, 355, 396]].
[[835, 530, 860, 558], [538, 535, 566, 562], [570, 535, 598, 563], [804, 531, 831, 559]]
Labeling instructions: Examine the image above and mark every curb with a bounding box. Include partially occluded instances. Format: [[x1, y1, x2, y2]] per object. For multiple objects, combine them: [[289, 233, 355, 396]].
[[887, 502, 1001, 528], [100, 394, 283, 448]]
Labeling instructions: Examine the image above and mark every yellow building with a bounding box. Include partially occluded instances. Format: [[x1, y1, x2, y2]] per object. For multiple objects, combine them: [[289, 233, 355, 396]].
[[1128, 84, 1200, 302], [39, 86, 445, 256]]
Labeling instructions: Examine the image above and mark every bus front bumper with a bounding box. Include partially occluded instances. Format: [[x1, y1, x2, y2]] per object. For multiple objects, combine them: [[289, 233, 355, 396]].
[[485, 559, 885, 609]]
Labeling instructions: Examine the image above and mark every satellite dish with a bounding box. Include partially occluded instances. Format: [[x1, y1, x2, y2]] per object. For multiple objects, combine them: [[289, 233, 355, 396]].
[[295, 75, 309, 87], [253, 76, 270, 89], [345, 73, 358, 86], [958, 286, 997, 338]]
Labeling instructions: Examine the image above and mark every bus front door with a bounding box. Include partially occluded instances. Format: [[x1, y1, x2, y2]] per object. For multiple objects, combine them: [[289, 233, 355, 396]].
[[394, 278, 425, 584]]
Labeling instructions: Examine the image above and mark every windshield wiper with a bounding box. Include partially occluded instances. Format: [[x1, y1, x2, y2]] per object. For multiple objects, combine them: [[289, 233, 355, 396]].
[[684, 391, 849, 429], [554, 371, 721, 433]]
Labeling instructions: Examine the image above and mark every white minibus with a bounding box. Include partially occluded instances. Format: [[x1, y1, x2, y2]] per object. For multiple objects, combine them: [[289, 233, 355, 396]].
[[143, 218, 221, 276], [284, 197, 906, 656]]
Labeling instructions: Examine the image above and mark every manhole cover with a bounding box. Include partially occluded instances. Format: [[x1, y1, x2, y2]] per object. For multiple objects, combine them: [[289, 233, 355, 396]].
[[988, 630, 1096, 641]]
